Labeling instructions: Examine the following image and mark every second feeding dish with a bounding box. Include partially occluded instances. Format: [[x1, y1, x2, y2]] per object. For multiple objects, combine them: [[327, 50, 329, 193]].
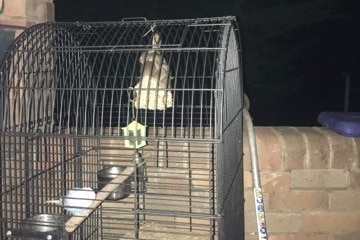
[[97, 166, 132, 200]]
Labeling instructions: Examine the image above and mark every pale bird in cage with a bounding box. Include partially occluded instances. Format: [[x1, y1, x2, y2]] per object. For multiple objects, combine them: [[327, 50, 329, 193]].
[[46, 187, 95, 215], [133, 31, 173, 110]]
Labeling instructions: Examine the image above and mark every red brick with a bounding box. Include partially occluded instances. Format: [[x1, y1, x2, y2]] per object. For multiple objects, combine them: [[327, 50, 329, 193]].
[[291, 169, 350, 189], [255, 127, 282, 170], [316, 127, 358, 169], [334, 232, 360, 240], [269, 190, 328, 211], [3, 0, 26, 17], [262, 172, 290, 193], [26, 0, 55, 22], [245, 233, 259, 240], [244, 171, 253, 189], [300, 128, 330, 169], [274, 127, 306, 170], [329, 190, 360, 211], [244, 189, 255, 213], [266, 213, 302, 233], [244, 212, 257, 233], [303, 212, 360, 233], [269, 233, 333, 240], [350, 170, 360, 189], [0, 17, 28, 27], [245, 213, 304, 235], [354, 137, 360, 169]]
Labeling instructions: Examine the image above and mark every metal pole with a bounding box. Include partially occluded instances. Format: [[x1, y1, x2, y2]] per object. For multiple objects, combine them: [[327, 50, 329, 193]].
[[342, 72, 351, 112], [243, 108, 268, 240]]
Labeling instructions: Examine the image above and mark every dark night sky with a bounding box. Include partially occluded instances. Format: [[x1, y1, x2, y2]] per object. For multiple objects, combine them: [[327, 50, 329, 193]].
[[54, 0, 360, 126]]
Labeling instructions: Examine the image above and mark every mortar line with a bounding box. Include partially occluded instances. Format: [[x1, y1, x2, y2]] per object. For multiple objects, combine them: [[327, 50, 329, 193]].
[[313, 127, 333, 169], [270, 127, 285, 171], [292, 127, 310, 169]]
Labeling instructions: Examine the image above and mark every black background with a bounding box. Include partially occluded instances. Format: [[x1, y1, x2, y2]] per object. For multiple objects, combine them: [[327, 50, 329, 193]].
[[54, 0, 360, 126]]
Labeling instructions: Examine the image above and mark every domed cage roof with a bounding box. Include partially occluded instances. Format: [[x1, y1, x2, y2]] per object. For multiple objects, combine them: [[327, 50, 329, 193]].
[[0, 17, 243, 140]]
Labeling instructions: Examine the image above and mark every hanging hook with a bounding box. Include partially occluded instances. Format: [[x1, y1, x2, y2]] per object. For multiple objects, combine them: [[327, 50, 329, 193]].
[[127, 87, 136, 120], [143, 23, 157, 37]]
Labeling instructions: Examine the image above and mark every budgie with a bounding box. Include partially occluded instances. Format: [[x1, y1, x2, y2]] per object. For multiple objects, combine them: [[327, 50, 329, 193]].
[[46, 187, 96, 215], [133, 31, 173, 110]]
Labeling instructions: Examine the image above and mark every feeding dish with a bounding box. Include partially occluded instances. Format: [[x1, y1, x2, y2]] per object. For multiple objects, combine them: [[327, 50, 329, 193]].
[[98, 166, 132, 200], [20, 214, 70, 233]]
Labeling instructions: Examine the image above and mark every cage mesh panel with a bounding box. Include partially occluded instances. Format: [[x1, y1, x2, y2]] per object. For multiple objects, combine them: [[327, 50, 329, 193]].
[[1, 17, 243, 240]]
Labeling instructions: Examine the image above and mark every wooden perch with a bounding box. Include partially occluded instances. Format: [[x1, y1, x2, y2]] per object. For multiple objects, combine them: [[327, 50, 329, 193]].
[[65, 166, 135, 233]]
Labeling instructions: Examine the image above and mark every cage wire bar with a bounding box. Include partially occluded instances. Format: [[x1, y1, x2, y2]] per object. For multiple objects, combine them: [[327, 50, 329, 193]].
[[0, 16, 244, 240]]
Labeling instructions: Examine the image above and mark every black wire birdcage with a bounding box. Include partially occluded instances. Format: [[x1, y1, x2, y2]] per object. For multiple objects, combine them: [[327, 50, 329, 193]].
[[0, 16, 244, 240]]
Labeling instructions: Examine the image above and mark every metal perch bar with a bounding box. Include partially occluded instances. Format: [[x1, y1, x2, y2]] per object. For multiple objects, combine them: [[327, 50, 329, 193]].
[[65, 166, 135, 233]]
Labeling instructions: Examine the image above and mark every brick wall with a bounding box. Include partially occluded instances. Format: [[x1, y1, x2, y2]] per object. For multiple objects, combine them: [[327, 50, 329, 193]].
[[244, 127, 360, 240], [0, 0, 54, 27]]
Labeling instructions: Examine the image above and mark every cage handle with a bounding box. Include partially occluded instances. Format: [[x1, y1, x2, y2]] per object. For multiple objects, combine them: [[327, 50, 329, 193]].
[[122, 17, 147, 22], [64, 166, 135, 233]]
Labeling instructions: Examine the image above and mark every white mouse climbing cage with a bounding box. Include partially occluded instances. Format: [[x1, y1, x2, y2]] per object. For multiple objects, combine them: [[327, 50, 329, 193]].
[[0, 16, 244, 239]]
